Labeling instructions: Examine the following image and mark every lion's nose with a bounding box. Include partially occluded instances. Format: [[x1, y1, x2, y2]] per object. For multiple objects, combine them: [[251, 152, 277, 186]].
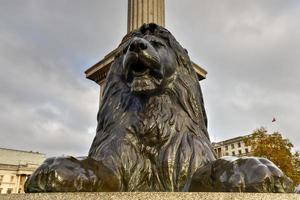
[[128, 38, 148, 52]]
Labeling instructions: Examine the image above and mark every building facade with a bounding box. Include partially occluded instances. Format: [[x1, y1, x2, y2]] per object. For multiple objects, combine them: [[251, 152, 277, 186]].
[[212, 135, 252, 158], [0, 148, 45, 194], [296, 185, 300, 193]]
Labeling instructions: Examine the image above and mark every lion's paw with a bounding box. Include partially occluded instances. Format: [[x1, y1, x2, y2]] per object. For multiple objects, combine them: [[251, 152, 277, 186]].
[[190, 156, 294, 193], [214, 157, 294, 192], [25, 156, 98, 192]]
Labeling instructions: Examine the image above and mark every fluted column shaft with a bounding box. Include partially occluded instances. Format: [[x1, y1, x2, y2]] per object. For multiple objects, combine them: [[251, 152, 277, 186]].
[[128, 0, 165, 33]]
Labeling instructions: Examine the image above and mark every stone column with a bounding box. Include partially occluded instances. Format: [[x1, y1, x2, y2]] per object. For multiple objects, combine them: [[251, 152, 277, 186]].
[[128, 0, 165, 33]]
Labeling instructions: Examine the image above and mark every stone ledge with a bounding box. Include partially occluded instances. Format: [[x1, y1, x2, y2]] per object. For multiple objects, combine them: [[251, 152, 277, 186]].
[[0, 193, 299, 200]]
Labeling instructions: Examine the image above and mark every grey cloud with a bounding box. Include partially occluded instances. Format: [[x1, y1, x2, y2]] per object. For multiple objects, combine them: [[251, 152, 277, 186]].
[[166, 0, 300, 149], [0, 32, 97, 156]]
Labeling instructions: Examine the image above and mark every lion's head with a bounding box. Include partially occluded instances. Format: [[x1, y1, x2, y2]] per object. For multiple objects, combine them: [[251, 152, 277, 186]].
[[122, 24, 178, 95]]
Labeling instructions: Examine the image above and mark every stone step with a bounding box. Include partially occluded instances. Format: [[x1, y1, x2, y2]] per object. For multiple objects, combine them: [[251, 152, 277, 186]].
[[0, 192, 299, 200]]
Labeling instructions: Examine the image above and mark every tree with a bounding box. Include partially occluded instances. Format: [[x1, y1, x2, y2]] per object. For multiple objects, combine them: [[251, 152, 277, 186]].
[[244, 127, 300, 186], [292, 151, 300, 185]]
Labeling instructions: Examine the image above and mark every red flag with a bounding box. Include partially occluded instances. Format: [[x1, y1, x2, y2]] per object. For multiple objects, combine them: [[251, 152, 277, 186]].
[[272, 117, 276, 122]]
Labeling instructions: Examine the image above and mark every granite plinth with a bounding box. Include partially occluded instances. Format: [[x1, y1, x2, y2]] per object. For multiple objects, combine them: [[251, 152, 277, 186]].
[[0, 193, 299, 200]]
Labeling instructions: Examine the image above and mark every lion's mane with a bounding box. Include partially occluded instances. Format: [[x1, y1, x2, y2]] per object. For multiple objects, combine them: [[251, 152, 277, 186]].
[[88, 24, 216, 191]]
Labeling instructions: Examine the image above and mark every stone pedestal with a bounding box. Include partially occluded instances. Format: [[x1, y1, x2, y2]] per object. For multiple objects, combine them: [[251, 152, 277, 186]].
[[128, 0, 165, 32], [1, 192, 299, 200]]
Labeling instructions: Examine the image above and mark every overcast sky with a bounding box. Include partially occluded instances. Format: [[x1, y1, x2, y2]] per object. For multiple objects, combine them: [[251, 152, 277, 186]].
[[0, 0, 299, 157]]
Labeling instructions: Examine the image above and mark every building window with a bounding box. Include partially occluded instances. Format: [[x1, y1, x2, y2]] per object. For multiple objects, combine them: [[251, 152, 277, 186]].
[[225, 152, 229, 156], [0, 175, 3, 183], [238, 150, 242, 155], [245, 148, 249, 154], [231, 144, 235, 149], [217, 148, 222, 158], [7, 188, 13, 194], [232, 151, 236, 156], [0, 188, 2, 194], [238, 142, 241, 148], [225, 145, 228, 150], [10, 176, 14, 182]]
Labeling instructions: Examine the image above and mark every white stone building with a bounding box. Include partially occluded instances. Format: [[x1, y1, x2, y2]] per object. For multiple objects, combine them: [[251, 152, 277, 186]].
[[296, 185, 300, 193], [0, 148, 45, 194], [212, 135, 252, 158]]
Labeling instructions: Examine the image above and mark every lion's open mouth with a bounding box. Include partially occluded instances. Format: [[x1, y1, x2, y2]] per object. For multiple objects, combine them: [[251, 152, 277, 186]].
[[131, 60, 150, 77], [124, 55, 163, 93]]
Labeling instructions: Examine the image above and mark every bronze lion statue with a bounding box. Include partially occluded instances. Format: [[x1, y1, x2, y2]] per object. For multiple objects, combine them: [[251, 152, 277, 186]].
[[25, 23, 293, 193]]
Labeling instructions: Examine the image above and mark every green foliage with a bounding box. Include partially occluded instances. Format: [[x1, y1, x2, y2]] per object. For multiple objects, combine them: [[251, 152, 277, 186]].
[[244, 127, 300, 186]]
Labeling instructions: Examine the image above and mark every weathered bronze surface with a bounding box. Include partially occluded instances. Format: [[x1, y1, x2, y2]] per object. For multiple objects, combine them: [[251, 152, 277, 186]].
[[25, 24, 294, 193]]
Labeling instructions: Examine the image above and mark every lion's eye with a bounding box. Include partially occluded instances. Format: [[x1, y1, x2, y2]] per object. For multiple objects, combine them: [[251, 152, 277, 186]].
[[123, 46, 129, 54], [151, 40, 165, 48]]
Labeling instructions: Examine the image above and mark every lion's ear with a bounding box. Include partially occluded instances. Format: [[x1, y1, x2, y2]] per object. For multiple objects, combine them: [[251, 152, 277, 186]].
[[184, 48, 189, 55]]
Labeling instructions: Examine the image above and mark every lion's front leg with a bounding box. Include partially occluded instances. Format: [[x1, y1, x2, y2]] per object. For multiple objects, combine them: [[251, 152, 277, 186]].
[[189, 156, 294, 193], [25, 156, 120, 192]]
